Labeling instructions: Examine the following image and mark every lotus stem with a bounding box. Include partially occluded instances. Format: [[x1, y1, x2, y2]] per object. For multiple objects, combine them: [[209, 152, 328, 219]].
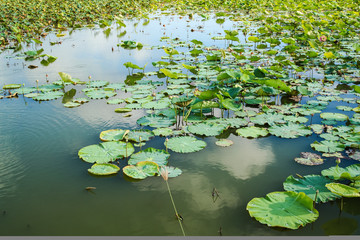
[[139, 136, 142, 151], [340, 198, 344, 212], [125, 138, 128, 160], [313, 190, 319, 209], [165, 138, 168, 152], [182, 107, 185, 125]]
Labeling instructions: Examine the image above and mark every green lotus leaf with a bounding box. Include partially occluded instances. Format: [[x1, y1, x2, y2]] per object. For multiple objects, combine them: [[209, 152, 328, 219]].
[[38, 84, 64, 92], [221, 118, 248, 128], [246, 191, 319, 230], [3, 84, 21, 89], [215, 139, 233, 147], [336, 106, 354, 111], [85, 88, 116, 99], [311, 140, 345, 153], [137, 114, 175, 128], [319, 133, 339, 141], [100, 129, 126, 142], [63, 101, 81, 108], [107, 83, 125, 90], [17, 87, 36, 95], [73, 98, 89, 103], [269, 123, 312, 139], [283, 115, 308, 124], [123, 161, 159, 179], [127, 129, 154, 143], [87, 80, 109, 88], [128, 147, 170, 166], [283, 175, 340, 203], [250, 113, 286, 126], [191, 100, 219, 109], [321, 164, 360, 181], [325, 183, 360, 197], [188, 123, 227, 136], [152, 127, 173, 137], [171, 96, 193, 107], [320, 112, 349, 121], [294, 152, 323, 166], [107, 98, 124, 104], [142, 99, 170, 109], [78, 141, 134, 164], [88, 163, 120, 175], [32, 91, 64, 101], [159, 166, 182, 178], [236, 126, 269, 138], [115, 108, 132, 113], [166, 136, 206, 153]]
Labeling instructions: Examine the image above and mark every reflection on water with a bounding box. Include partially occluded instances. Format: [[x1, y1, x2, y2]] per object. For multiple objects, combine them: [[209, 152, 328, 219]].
[[322, 217, 358, 235]]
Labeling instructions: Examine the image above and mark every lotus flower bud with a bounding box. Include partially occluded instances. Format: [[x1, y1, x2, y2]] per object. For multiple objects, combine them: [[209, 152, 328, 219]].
[[336, 158, 341, 165], [319, 35, 327, 42]]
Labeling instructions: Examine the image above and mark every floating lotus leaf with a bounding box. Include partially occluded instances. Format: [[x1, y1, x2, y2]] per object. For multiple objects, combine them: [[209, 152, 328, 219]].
[[311, 140, 345, 153], [124, 130, 153, 143], [128, 148, 169, 166], [115, 108, 132, 113], [107, 83, 125, 90], [142, 99, 170, 109], [283, 115, 308, 124], [310, 124, 324, 134], [236, 126, 269, 138], [125, 103, 142, 109], [320, 112, 349, 121], [246, 191, 319, 230], [319, 133, 339, 141], [322, 152, 344, 158], [250, 113, 286, 126], [269, 123, 312, 139], [295, 152, 323, 166], [321, 164, 360, 181], [85, 88, 116, 99], [347, 149, 360, 161], [283, 175, 340, 203], [73, 98, 89, 103], [32, 91, 64, 101], [152, 128, 173, 137], [336, 106, 353, 111], [24, 93, 40, 98], [63, 101, 81, 108], [159, 166, 182, 178], [100, 129, 126, 142], [87, 80, 109, 88], [325, 183, 360, 198], [188, 123, 228, 136], [123, 161, 159, 179], [137, 114, 175, 128], [107, 98, 124, 104], [234, 110, 258, 118], [221, 118, 248, 128], [215, 139, 233, 147], [38, 84, 64, 92], [88, 163, 120, 175], [78, 141, 134, 164], [166, 136, 206, 153], [171, 96, 194, 107], [3, 84, 21, 89], [17, 87, 36, 94]]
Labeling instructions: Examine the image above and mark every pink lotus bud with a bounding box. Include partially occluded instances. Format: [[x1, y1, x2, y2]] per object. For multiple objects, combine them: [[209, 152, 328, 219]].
[[319, 35, 327, 42]]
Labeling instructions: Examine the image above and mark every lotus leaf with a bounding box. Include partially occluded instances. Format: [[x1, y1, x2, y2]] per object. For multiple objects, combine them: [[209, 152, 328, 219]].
[[123, 161, 159, 179], [88, 163, 120, 175], [137, 114, 175, 128], [215, 139, 233, 147], [73, 98, 89, 103], [320, 112, 349, 121], [38, 84, 64, 92], [347, 149, 360, 161], [17, 87, 36, 95], [166, 136, 206, 153], [246, 191, 319, 230], [63, 102, 81, 108], [325, 183, 360, 198], [236, 126, 269, 138], [153, 128, 173, 137], [319, 133, 339, 141], [159, 166, 182, 178], [85, 89, 116, 99], [127, 130, 154, 143], [128, 148, 169, 166], [32, 91, 64, 101], [115, 108, 132, 113], [310, 124, 324, 134], [78, 141, 134, 164], [269, 123, 312, 139], [3, 84, 21, 89], [250, 113, 286, 126], [87, 80, 109, 88], [107, 98, 124, 104], [142, 100, 170, 109], [221, 118, 248, 128], [321, 164, 360, 181], [311, 140, 345, 153], [295, 152, 323, 166], [283, 175, 340, 203], [100, 129, 126, 142], [188, 123, 227, 136]]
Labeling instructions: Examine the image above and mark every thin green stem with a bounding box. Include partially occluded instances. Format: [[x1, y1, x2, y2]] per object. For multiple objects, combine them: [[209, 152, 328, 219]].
[[165, 180, 185, 236]]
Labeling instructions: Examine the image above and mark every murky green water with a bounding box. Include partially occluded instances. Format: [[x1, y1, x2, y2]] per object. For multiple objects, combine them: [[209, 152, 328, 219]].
[[1, 13, 360, 236]]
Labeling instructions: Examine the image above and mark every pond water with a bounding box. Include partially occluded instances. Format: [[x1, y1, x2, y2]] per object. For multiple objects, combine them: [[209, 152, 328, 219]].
[[0, 12, 360, 236]]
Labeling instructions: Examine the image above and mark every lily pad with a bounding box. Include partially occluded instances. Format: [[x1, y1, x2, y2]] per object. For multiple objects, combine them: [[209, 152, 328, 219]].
[[3, 84, 21, 89], [269, 123, 312, 139], [63, 101, 81, 108], [320, 112, 349, 122], [215, 139, 233, 147], [166, 136, 206, 153], [78, 141, 134, 164], [88, 163, 120, 175], [246, 191, 319, 230], [137, 114, 175, 128], [100, 129, 127, 142], [122, 161, 159, 179], [311, 140, 345, 153], [236, 126, 269, 138], [115, 108, 132, 113], [85, 88, 116, 99], [158, 166, 182, 178], [188, 123, 228, 136], [127, 130, 154, 143], [283, 175, 340, 203], [325, 183, 360, 198], [152, 128, 173, 137], [295, 152, 323, 166], [32, 91, 64, 101], [87, 80, 109, 88], [128, 148, 170, 166], [321, 164, 360, 181]]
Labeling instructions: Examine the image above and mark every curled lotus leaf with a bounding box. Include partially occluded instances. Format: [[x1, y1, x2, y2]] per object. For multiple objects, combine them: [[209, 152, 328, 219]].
[[3, 84, 21, 89], [188, 123, 228, 136], [246, 191, 319, 230], [269, 123, 312, 139], [127, 129, 154, 143], [311, 140, 345, 153], [129, 148, 170, 166], [295, 152, 323, 166], [325, 183, 360, 198], [78, 141, 134, 164], [215, 139, 233, 147], [321, 164, 360, 181], [123, 161, 159, 179], [115, 108, 132, 113], [320, 112, 349, 121], [236, 126, 269, 138], [166, 136, 206, 153], [88, 163, 120, 175], [100, 129, 126, 142], [283, 175, 340, 203]]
